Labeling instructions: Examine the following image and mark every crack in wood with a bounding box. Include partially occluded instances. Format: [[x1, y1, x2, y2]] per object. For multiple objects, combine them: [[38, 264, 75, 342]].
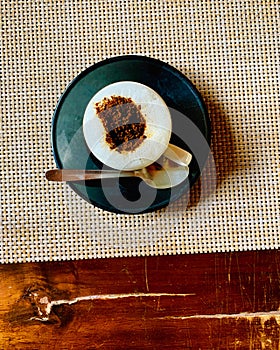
[[158, 309, 280, 321], [29, 292, 196, 322]]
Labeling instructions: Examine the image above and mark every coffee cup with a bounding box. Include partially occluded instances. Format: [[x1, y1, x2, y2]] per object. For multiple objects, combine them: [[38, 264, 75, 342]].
[[83, 81, 172, 171]]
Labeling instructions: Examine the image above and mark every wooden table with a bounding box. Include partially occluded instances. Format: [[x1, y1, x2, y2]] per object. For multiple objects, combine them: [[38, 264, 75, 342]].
[[1, 249, 280, 349]]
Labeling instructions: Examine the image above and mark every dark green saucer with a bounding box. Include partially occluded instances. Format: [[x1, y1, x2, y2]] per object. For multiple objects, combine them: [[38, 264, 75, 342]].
[[51, 55, 211, 214]]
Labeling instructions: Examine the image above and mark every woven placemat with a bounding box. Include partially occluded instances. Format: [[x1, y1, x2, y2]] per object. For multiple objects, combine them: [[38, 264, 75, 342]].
[[1, 0, 279, 263]]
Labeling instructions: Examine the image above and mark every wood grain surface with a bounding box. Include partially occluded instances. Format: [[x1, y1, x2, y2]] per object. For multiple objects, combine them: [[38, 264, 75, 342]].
[[1, 250, 280, 349]]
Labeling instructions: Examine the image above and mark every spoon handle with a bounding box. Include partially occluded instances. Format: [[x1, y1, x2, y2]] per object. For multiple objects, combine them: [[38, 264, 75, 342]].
[[45, 169, 135, 182]]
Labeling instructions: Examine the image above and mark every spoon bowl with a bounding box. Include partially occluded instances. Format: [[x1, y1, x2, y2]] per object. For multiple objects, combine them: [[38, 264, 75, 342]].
[[163, 143, 192, 167]]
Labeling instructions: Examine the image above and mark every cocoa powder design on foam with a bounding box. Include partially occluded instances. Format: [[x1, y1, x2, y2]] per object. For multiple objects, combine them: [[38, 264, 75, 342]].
[[95, 95, 147, 153]]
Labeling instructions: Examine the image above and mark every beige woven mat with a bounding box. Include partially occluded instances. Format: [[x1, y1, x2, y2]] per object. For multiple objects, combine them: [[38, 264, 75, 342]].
[[1, 0, 279, 263]]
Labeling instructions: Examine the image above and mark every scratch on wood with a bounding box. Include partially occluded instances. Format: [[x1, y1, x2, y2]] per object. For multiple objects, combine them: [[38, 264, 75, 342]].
[[227, 253, 232, 284], [236, 255, 248, 308], [30, 292, 195, 322], [145, 257, 149, 292]]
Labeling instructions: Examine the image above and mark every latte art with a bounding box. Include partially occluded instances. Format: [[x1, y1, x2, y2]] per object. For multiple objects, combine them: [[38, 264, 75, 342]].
[[94, 95, 147, 153]]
